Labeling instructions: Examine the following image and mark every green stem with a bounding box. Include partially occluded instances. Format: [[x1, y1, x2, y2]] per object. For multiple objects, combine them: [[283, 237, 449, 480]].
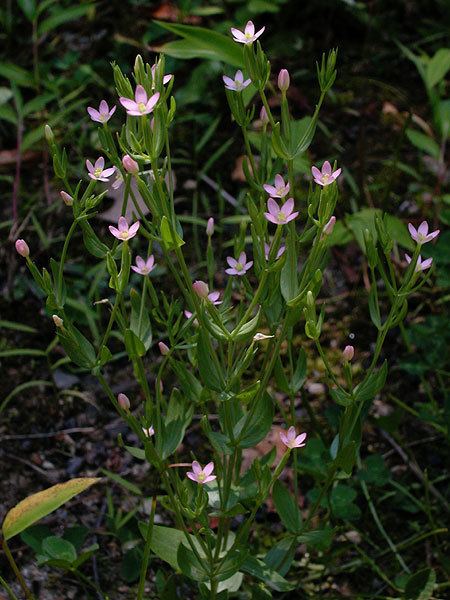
[[2, 539, 35, 600], [57, 219, 78, 302], [137, 496, 157, 600]]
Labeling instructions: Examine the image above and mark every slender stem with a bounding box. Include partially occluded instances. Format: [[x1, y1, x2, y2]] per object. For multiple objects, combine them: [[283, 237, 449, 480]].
[[57, 219, 78, 302], [2, 539, 35, 600], [137, 496, 157, 600], [0, 574, 20, 600]]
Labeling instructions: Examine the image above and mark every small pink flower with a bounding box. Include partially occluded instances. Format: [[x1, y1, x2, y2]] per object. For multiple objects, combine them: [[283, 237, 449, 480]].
[[187, 461, 216, 484], [405, 253, 433, 273], [231, 20, 265, 44], [112, 173, 124, 190], [226, 252, 253, 276], [208, 291, 222, 305], [278, 69, 290, 92], [193, 280, 210, 299], [119, 85, 160, 117], [109, 216, 140, 241], [184, 310, 193, 319], [87, 100, 116, 123], [223, 70, 251, 92], [264, 198, 298, 225], [60, 191, 73, 206], [151, 64, 173, 87], [260, 106, 269, 125], [206, 217, 214, 237], [131, 255, 155, 275], [86, 157, 116, 182], [118, 393, 130, 411], [264, 242, 285, 260], [15, 239, 29, 257], [280, 427, 307, 450], [408, 221, 439, 245], [143, 425, 155, 438], [263, 174, 290, 198], [323, 216, 336, 236], [343, 345, 354, 361], [311, 161, 342, 187], [158, 341, 170, 356], [122, 154, 139, 174]]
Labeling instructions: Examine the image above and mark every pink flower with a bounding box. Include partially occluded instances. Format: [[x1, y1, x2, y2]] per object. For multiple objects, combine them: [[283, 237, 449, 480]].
[[187, 461, 216, 484], [231, 20, 265, 44], [263, 174, 290, 198], [112, 173, 124, 190], [264, 242, 285, 260], [408, 221, 439, 245], [60, 191, 73, 206], [206, 217, 214, 237], [278, 69, 290, 92], [131, 255, 155, 275], [323, 216, 336, 236], [311, 161, 342, 186], [280, 426, 307, 450], [118, 393, 130, 411], [405, 253, 433, 273], [143, 425, 155, 438], [109, 216, 140, 241], [192, 280, 210, 299], [343, 345, 354, 361], [119, 85, 160, 117], [15, 239, 29, 257], [158, 342, 170, 356], [223, 70, 251, 92], [208, 291, 222, 305], [260, 106, 269, 125], [122, 154, 139, 174], [151, 64, 173, 86], [264, 198, 298, 225], [87, 100, 116, 123], [86, 157, 116, 182], [226, 252, 253, 276]]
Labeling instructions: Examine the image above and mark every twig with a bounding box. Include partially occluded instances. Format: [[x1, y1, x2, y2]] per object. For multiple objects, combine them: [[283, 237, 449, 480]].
[[0, 427, 96, 441]]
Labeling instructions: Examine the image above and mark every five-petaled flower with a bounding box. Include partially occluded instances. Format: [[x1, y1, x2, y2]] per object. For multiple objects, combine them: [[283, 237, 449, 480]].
[[187, 461, 216, 484], [263, 174, 290, 198], [264, 198, 298, 225], [264, 242, 285, 260], [86, 157, 116, 182], [226, 252, 253, 276], [231, 20, 265, 44], [223, 70, 251, 92], [408, 221, 439, 245], [109, 216, 140, 241], [405, 253, 433, 273], [87, 100, 116, 123], [132, 255, 155, 275], [280, 426, 307, 450], [311, 161, 342, 187], [119, 85, 160, 117]]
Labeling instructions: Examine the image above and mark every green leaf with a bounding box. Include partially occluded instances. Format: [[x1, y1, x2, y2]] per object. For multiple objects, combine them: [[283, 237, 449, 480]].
[[197, 328, 224, 392], [353, 361, 388, 403], [80, 221, 109, 258], [358, 454, 390, 486], [280, 228, 298, 302], [177, 543, 209, 582], [335, 441, 357, 474], [297, 527, 334, 551], [404, 568, 436, 600], [160, 215, 185, 250], [264, 537, 296, 577], [20, 525, 52, 554], [18, 0, 36, 20], [130, 288, 152, 351], [42, 536, 77, 563], [330, 485, 361, 520], [234, 392, 274, 448], [273, 480, 302, 533], [162, 388, 194, 459], [241, 555, 294, 592], [139, 524, 195, 571], [291, 348, 307, 393], [62, 525, 89, 551], [0, 62, 34, 88], [426, 48, 450, 88], [2, 478, 101, 540], [100, 469, 142, 496], [38, 3, 93, 36], [406, 129, 440, 159], [124, 328, 146, 359], [155, 21, 244, 68]]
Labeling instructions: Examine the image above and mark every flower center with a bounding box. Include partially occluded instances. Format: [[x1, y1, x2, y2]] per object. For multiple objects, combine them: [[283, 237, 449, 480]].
[[236, 263, 243, 271], [138, 102, 147, 113], [94, 168, 103, 178], [119, 231, 129, 240], [245, 32, 253, 39], [198, 472, 206, 482], [235, 81, 243, 90], [141, 267, 149, 274], [277, 212, 286, 222], [322, 174, 330, 183]]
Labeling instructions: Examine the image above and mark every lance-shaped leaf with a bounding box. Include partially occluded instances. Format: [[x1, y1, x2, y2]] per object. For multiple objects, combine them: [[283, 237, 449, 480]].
[[2, 478, 101, 540]]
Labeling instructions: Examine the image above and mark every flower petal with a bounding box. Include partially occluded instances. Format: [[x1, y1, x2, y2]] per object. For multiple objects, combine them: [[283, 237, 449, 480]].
[[118, 216, 128, 232], [322, 161, 332, 176], [267, 198, 280, 216], [135, 85, 147, 104], [203, 462, 214, 476], [281, 197, 294, 216]]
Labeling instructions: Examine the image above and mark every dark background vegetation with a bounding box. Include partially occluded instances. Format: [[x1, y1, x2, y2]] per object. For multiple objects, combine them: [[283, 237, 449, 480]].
[[0, 0, 449, 598]]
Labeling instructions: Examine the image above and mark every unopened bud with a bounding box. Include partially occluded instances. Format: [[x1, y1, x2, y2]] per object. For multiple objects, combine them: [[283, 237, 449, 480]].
[[44, 124, 54, 143], [206, 217, 214, 237], [323, 216, 336, 236], [60, 191, 73, 206], [343, 345, 354, 362], [52, 315, 64, 328], [158, 341, 170, 356], [122, 154, 139, 174], [260, 106, 269, 124], [15, 239, 29, 258], [192, 280, 209, 299], [278, 69, 290, 93], [253, 332, 274, 341], [306, 290, 314, 308], [118, 393, 130, 411]]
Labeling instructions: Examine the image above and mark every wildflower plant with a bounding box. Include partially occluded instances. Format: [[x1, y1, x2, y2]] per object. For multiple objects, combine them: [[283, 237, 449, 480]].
[[5, 22, 440, 599]]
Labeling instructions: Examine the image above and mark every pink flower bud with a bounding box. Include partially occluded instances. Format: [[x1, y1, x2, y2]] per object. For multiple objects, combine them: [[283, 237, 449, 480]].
[[15, 239, 29, 258], [158, 341, 170, 356], [118, 393, 130, 411], [323, 216, 336, 235], [206, 217, 214, 237], [122, 154, 139, 174], [52, 315, 63, 328], [343, 345, 354, 362], [60, 191, 73, 206], [260, 106, 269, 124], [278, 69, 290, 93], [192, 280, 209, 299]]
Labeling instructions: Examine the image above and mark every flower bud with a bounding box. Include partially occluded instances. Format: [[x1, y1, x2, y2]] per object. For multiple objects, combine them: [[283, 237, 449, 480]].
[[278, 69, 290, 93], [192, 280, 209, 299], [15, 239, 29, 258], [52, 315, 64, 328], [343, 345, 354, 362], [118, 393, 130, 411], [44, 124, 54, 143], [122, 154, 139, 174], [323, 216, 336, 236], [253, 332, 274, 341], [158, 341, 170, 356], [259, 106, 269, 124], [206, 217, 214, 237], [60, 191, 73, 206]]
